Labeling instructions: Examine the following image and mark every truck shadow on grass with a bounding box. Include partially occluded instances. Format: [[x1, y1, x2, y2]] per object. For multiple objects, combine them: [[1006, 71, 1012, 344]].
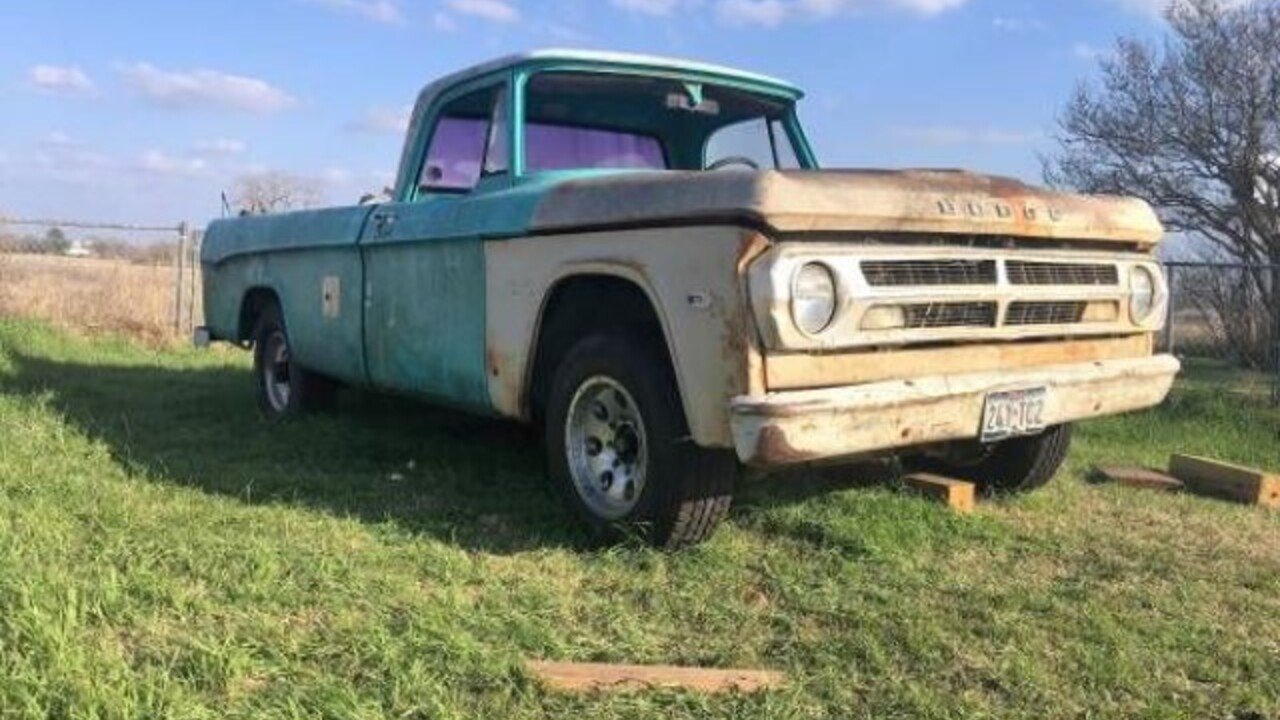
[[1, 351, 893, 554]]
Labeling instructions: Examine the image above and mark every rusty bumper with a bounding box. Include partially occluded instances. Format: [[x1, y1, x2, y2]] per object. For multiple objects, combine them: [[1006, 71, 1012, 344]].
[[729, 354, 1181, 467]]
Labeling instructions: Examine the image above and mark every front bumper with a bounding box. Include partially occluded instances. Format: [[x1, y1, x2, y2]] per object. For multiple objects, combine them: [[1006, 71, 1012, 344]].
[[729, 354, 1180, 467]]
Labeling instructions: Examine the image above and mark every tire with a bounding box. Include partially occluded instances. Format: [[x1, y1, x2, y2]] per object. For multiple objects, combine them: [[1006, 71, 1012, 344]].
[[251, 304, 336, 419], [544, 332, 736, 549], [923, 424, 1074, 496]]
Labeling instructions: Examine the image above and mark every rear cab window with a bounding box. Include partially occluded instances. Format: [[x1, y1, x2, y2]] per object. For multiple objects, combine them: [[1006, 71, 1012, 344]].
[[521, 71, 806, 175]]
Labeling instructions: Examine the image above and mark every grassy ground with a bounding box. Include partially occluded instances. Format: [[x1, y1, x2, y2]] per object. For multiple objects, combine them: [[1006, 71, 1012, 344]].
[[0, 318, 1277, 719]]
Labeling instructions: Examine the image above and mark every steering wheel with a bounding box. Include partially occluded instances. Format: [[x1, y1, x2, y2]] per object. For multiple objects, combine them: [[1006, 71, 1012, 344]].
[[706, 155, 761, 171]]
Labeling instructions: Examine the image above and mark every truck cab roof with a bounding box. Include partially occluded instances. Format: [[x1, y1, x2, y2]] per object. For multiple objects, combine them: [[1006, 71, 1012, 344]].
[[411, 49, 805, 110]]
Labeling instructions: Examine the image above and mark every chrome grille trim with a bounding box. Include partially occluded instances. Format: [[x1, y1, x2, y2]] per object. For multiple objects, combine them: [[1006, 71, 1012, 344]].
[[1007, 261, 1119, 286], [750, 244, 1167, 352], [861, 260, 997, 287]]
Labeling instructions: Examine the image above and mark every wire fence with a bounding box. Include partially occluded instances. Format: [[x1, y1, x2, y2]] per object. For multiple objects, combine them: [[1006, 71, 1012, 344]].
[[1161, 261, 1280, 406], [0, 216, 202, 343], [0, 218, 1277, 404]]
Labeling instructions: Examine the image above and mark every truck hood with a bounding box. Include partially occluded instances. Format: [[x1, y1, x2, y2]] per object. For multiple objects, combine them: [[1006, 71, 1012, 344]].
[[530, 169, 1163, 248]]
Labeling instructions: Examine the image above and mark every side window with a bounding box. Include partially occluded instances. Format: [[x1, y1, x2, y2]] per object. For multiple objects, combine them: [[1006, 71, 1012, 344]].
[[705, 117, 802, 170], [771, 119, 800, 169], [705, 118, 774, 170], [419, 85, 507, 194]]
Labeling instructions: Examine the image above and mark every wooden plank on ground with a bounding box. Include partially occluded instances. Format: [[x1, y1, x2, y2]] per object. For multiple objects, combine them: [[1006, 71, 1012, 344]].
[[902, 473, 976, 514], [1168, 455, 1280, 508], [525, 661, 785, 694], [1093, 465, 1184, 492]]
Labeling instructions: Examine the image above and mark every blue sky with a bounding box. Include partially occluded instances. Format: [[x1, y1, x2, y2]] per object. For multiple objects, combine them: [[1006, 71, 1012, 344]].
[[0, 0, 1172, 226]]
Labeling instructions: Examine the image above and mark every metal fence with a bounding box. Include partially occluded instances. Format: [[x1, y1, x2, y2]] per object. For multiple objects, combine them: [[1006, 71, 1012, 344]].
[[0, 216, 201, 342], [1, 219, 1277, 403], [1162, 261, 1280, 406]]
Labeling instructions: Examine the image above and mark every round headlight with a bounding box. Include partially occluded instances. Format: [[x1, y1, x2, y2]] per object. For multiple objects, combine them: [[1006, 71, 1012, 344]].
[[792, 262, 837, 335], [1129, 265, 1157, 322]]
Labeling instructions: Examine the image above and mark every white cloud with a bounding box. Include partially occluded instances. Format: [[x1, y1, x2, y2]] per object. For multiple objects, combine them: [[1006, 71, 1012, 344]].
[[136, 150, 207, 177], [347, 105, 413, 134], [611, 0, 682, 15], [194, 138, 248, 155], [117, 62, 297, 114], [1103, 0, 1250, 18], [446, 0, 519, 23], [992, 16, 1046, 31], [39, 131, 78, 149], [304, 0, 402, 22], [717, 0, 789, 26], [716, 0, 968, 26], [889, 126, 1042, 146], [28, 65, 96, 97], [432, 11, 459, 30], [1072, 42, 1109, 61]]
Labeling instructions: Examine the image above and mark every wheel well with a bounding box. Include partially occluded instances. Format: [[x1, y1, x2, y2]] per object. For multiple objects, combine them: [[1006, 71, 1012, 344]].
[[238, 287, 280, 342], [528, 275, 674, 423]]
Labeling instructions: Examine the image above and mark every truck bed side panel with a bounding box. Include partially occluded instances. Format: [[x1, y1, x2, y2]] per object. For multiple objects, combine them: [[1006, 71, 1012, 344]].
[[201, 206, 373, 383]]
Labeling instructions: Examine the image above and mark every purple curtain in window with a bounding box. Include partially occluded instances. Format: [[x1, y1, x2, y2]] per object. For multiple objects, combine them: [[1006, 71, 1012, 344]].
[[526, 124, 665, 172], [422, 117, 488, 190]]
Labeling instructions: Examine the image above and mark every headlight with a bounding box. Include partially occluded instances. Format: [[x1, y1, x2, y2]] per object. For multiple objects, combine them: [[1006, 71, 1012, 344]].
[[792, 262, 837, 335], [1129, 265, 1157, 322]]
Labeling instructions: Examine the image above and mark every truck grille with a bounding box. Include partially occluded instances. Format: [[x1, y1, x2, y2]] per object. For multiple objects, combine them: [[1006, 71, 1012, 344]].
[[862, 260, 997, 286], [903, 302, 999, 329], [1006, 261, 1118, 286], [1006, 301, 1088, 326]]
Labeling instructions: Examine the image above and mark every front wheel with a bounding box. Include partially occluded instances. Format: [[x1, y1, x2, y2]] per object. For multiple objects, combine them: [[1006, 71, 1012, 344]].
[[544, 333, 736, 549], [921, 424, 1074, 496]]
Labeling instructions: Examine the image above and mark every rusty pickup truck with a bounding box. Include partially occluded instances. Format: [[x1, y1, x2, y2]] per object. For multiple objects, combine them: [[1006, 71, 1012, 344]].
[[197, 50, 1179, 547]]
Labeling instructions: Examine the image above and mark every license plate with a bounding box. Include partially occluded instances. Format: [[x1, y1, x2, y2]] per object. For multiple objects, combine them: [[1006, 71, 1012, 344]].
[[981, 388, 1047, 443]]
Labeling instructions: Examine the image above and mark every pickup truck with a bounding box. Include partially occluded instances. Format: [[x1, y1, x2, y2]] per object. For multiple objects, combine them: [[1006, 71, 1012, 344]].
[[198, 50, 1180, 548]]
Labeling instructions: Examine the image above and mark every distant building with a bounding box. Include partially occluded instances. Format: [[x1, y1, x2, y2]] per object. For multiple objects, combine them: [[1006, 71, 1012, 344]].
[[65, 240, 93, 257]]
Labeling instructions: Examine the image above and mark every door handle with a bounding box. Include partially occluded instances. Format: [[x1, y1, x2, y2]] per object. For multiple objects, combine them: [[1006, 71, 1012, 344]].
[[372, 211, 398, 237]]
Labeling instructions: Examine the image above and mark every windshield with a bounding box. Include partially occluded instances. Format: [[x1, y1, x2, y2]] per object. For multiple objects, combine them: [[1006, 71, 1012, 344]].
[[523, 71, 805, 173]]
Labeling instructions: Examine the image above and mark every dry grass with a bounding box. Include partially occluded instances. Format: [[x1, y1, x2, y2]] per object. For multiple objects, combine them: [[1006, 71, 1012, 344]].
[[0, 253, 191, 344]]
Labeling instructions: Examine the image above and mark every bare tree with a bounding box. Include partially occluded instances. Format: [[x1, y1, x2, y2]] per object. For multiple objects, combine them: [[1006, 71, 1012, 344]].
[[1045, 0, 1280, 369], [231, 171, 325, 215]]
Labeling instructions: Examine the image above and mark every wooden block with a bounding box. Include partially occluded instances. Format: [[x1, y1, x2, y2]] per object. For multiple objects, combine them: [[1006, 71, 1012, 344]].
[[1093, 465, 1184, 492], [525, 660, 785, 694], [1169, 455, 1280, 508], [902, 473, 976, 514]]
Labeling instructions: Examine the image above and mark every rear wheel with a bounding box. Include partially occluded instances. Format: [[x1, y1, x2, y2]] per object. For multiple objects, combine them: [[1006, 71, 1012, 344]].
[[544, 332, 736, 549], [922, 424, 1073, 496], [251, 304, 335, 419]]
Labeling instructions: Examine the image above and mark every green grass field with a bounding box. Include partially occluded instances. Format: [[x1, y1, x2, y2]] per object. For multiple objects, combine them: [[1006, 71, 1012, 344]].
[[1, 318, 1277, 719]]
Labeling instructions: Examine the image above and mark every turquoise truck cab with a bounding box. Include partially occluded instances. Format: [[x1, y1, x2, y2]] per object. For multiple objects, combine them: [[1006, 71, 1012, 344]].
[[199, 50, 1178, 548]]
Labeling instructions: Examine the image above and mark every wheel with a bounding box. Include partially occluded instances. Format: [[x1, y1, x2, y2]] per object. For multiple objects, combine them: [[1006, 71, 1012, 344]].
[[251, 304, 336, 419], [544, 332, 736, 549], [921, 424, 1073, 496]]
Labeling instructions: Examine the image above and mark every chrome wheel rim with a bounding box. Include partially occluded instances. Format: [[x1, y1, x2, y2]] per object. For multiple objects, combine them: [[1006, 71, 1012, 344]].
[[263, 330, 292, 411], [564, 376, 648, 520]]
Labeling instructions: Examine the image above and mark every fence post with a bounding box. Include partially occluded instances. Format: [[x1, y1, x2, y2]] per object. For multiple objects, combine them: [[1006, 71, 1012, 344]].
[[188, 227, 201, 335], [173, 222, 188, 335], [1272, 264, 1279, 406]]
